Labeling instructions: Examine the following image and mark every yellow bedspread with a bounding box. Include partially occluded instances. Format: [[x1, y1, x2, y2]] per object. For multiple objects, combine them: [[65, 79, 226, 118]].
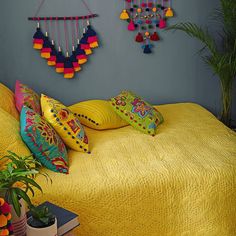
[[33, 103, 236, 236]]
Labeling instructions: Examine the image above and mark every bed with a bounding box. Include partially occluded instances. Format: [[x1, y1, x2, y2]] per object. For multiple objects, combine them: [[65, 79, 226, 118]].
[[33, 103, 236, 236]]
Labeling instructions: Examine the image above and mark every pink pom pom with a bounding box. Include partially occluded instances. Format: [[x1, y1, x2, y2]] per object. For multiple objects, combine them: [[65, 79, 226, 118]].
[[1, 202, 11, 214]]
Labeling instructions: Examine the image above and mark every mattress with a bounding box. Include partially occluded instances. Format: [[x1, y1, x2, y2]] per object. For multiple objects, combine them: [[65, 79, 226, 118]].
[[33, 103, 236, 236]]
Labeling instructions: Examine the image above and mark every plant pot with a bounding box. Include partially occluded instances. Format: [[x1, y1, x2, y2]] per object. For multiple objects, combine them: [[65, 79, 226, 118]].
[[26, 217, 57, 236], [10, 198, 27, 236]]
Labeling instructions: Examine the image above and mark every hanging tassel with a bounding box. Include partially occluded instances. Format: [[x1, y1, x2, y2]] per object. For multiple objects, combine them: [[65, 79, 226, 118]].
[[159, 19, 166, 29], [75, 43, 88, 65], [128, 20, 136, 31], [120, 9, 129, 20], [71, 47, 81, 72], [135, 32, 144, 42], [64, 52, 75, 79], [47, 41, 57, 66], [86, 25, 99, 48], [143, 44, 152, 54], [41, 33, 52, 59], [165, 7, 173, 17], [150, 32, 160, 41], [55, 47, 65, 73], [80, 33, 92, 55], [33, 22, 44, 50]]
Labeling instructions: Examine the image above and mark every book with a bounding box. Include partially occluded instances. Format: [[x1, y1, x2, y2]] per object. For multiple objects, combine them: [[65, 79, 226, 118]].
[[27, 201, 80, 236]]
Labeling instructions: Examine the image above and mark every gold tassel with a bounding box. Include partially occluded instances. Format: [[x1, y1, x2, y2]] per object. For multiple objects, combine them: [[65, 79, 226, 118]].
[[165, 7, 174, 17], [120, 9, 129, 20]]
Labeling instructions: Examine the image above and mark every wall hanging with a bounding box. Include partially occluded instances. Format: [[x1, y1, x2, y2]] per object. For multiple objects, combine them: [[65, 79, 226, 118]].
[[29, 0, 99, 79], [120, 0, 174, 54]]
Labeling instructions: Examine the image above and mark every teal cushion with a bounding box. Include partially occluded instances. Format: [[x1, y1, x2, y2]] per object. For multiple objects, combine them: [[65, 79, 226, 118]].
[[20, 106, 69, 174]]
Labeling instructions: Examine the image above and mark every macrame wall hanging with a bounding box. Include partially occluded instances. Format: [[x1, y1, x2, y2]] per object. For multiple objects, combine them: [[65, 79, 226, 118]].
[[29, 0, 99, 79], [120, 0, 174, 54]]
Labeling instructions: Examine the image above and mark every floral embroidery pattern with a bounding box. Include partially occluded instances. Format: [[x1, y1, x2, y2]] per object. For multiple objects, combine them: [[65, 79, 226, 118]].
[[67, 119, 81, 134], [131, 98, 151, 118], [58, 109, 69, 120], [37, 119, 58, 146]]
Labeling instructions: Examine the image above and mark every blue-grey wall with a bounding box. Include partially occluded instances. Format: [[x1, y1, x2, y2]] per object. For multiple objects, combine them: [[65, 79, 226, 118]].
[[0, 0, 235, 122]]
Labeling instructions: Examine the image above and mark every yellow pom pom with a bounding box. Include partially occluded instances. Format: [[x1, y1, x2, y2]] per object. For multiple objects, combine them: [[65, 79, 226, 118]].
[[85, 49, 92, 55], [145, 31, 150, 37], [152, 7, 157, 12], [78, 59, 87, 65], [165, 7, 174, 17], [137, 8, 142, 13], [0, 214, 7, 228], [120, 9, 129, 20], [0, 198, 4, 207]]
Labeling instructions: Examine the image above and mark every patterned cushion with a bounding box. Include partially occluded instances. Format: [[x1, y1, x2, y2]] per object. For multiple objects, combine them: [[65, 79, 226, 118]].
[[110, 91, 164, 135], [69, 100, 128, 130], [41, 94, 89, 153], [15, 80, 41, 114], [20, 106, 69, 174], [0, 83, 19, 120]]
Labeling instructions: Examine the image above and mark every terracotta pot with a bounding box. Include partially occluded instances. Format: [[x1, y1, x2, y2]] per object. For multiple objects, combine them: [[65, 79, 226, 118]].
[[10, 198, 27, 236], [26, 217, 57, 236]]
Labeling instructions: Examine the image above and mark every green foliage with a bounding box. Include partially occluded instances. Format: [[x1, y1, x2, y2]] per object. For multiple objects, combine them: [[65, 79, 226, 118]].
[[166, 0, 236, 125], [29, 205, 55, 227], [0, 152, 51, 217]]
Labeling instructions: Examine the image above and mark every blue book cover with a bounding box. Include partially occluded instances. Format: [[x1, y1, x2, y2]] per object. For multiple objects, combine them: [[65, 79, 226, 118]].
[[27, 201, 79, 235]]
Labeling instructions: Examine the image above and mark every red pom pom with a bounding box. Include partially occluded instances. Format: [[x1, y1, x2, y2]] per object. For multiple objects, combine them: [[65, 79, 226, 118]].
[[145, 20, 152, 24], [1, 202, 11, 214], [141, 3, 147, 7], [150, 32, 160, 41], [135, 32, 144, 43], [148, 2, 153, 7]]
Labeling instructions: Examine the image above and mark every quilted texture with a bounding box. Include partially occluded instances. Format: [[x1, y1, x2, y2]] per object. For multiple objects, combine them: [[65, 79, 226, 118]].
[[20, 107, 69, 174], [41, 94, 89, 153], [69, 100, 128, 130], [15, 80, 41, 114], [33, 103, 236, 236], [110, 91, 163, 135], [0, 83, 19, 120], [0, 108, 31, 167]]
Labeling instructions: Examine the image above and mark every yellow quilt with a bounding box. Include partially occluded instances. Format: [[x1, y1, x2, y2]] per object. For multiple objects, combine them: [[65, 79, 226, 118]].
[[33, 103, 236, 236]]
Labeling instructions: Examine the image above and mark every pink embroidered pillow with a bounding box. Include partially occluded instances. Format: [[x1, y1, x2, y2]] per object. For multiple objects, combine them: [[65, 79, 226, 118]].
[[15, 80, 41, 114]]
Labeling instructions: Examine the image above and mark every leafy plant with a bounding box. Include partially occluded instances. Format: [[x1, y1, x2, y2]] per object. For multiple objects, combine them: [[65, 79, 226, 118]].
[[28, 205, 55, 228], [0, 152, 51, 217], [166, 0, 236, 126]]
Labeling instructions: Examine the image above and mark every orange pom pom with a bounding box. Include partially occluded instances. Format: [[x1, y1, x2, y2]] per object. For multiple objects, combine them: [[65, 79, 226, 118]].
[[0, 229, 9, 236], [6, 213, 11, 221], [0, 198, 4, 207], [0, 214, 7, 227]]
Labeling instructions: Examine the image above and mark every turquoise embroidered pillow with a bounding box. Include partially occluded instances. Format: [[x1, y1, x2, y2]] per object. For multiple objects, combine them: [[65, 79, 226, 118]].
[[20, 106, 69, 174], [110, 91, 164, 135]]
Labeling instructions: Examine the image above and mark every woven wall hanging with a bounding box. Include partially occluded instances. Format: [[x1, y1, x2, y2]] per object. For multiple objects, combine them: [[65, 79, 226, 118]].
[[120, 0, 174, 54], [29, 0, 99, 79]]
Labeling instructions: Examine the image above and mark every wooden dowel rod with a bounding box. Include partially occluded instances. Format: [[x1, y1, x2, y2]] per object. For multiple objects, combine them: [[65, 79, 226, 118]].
[[28, 14, 98, 21]]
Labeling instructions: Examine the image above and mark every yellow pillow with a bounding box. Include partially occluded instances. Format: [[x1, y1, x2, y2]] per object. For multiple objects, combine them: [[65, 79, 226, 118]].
[[41, 94, 89, 153], [0, 83, 19, 120], [0, 108, 31, 167], [69, 100, 128, 130]]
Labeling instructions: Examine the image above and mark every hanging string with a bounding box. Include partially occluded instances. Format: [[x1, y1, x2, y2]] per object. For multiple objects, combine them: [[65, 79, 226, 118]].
[[44, 17, 48, 36], [50, 17, 55, 43], [75, 17, 80, 43], [34, 0, 46, 18], [80, 0, 93, 15], [64, 18, 69, 56], [56, 17, 62, 50], [70, 18, 76, 49]]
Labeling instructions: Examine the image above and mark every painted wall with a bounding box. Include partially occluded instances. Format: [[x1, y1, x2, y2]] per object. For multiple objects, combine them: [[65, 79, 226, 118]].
[[0, 0, 235, 122]]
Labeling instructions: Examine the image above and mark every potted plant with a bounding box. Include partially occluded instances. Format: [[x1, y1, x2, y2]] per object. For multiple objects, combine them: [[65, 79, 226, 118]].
[[167, 0, 236, 126], [0, 151, 50, 236], [26, 205, 57, 236]]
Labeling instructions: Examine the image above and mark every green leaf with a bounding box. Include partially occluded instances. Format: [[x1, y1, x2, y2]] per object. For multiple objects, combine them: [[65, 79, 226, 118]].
[[17, 176, 43, 193], [13, 188, 32, 207], [9, 189, 21, 217]]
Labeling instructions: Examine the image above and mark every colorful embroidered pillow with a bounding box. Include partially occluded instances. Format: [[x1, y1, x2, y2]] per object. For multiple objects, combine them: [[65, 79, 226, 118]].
[[41, 94, 89, 153], [110, 91, 164, 135], [20, 106, 69, 174], [0, 83, 19, 120], [15, 80, 41, 114], [69, 100, 128, 130], [0, 107, 31, 167]]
